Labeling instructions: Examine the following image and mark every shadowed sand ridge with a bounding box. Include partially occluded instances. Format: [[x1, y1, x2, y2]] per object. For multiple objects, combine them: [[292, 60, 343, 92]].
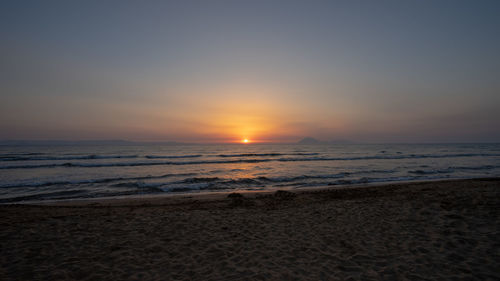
[[1, 178, 499, 280]]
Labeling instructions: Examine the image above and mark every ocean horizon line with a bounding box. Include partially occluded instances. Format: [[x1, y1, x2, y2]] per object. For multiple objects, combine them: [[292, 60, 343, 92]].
[[2, 139, 500, 146]]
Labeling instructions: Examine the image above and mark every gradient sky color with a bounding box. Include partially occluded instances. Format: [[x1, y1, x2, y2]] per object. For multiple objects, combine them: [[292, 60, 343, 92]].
[[1, 0, 499, 143]]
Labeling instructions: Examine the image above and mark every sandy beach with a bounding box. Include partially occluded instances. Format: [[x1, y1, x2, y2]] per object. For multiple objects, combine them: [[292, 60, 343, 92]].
[[1, 178, 499, 280]]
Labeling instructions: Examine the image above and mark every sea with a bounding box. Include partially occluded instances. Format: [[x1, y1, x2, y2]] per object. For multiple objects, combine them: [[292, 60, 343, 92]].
[[1, 143, 499, 203]]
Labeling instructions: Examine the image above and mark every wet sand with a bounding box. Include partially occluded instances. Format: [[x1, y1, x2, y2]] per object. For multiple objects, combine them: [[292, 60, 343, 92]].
[[1, 178, 499, 280]]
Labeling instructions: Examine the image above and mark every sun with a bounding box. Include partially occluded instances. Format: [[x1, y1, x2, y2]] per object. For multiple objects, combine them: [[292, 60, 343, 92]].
[[242, 138, 250, 144]]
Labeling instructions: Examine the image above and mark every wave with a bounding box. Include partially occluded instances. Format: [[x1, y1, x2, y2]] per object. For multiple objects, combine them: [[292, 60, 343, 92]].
[[449, 165, 500, 171], [408, 169, 453, 175], [258, 173, 347, 183], [130, 174, 451, 193], [277, 153, 500, 162], [0, 189, 144, 204], [408, 164, 500, 175], [106, 173, 456, 194], [326, 175, 455, 186], [2, 169, 385, 190], [0, 159, 271, 169], [0, 190, 88, 204], [83, 167, 491, 192], [105, 175, 331, 192], [0, 154, 138, 161], [1, 173, 488, 203], [181, 177, 220, 183], [0, 173, 197, 189], [111, 180, 213, 193], [145, 154, 202, 159], [1, 153, 203, 161], [110, 170, 396, 190], [217, 152, 319, 157], [1, 152, 499, 170], [0, 152, 44, 158], [218, 153, 282, 157]]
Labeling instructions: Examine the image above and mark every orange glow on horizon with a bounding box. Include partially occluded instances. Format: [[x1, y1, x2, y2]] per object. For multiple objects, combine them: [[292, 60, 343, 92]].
[[151, 83, 344, 143]]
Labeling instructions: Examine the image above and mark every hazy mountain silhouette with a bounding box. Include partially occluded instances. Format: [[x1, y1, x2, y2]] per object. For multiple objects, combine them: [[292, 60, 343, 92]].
[[297, 137, 323, 144]]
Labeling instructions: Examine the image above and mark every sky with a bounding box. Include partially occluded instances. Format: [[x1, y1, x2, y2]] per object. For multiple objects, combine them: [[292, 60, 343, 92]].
[[1, 0, 499, 143]]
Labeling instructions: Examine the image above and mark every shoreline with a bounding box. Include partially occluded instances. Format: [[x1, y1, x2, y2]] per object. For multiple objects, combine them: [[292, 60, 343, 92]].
[[1, 177, 499, 280], [7, 177, 496, 207], [12, 177, 500, 207]]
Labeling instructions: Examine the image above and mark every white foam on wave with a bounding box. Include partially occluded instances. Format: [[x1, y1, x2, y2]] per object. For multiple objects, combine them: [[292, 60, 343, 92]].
[[0, 154, 139, 161], [2, 152, 499, 170], [145, 154, 202, 159], [0, 172, 198, 189]]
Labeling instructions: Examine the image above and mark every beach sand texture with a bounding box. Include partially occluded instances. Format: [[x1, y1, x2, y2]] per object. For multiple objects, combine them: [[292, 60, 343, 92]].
[[1, 178, 499, 280]]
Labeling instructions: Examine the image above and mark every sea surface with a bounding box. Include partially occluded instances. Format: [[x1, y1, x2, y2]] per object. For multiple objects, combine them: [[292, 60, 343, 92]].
[[1, 143, 499, 203]]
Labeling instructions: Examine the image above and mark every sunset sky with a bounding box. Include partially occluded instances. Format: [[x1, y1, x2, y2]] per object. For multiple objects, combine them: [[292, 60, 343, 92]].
[[1, 0, 499, 143]]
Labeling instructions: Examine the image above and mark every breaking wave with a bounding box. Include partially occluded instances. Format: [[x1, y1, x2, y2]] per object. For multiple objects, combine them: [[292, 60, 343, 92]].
[[145, 154, 202, 159], [217, 152, 319, 157], [1, 143, 498, 203], [0, 154, 138, 161], [0, 173, 197, 189], [1, 152, 499, 170]]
